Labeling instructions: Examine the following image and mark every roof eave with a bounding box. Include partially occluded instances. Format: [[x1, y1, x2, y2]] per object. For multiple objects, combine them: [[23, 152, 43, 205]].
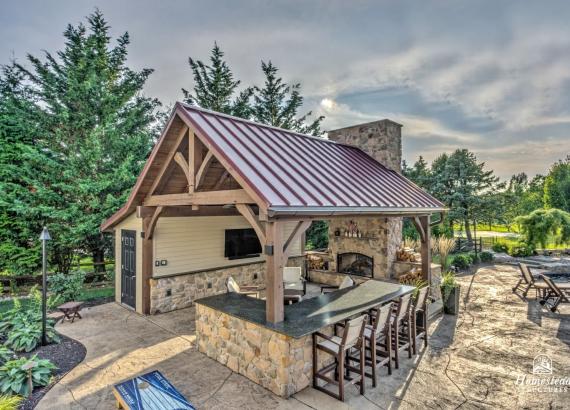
[[267, 206, 448, 218]]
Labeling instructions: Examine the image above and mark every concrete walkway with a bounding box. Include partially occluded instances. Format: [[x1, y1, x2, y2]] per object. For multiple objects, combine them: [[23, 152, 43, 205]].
[[38, 264, 570, 409]]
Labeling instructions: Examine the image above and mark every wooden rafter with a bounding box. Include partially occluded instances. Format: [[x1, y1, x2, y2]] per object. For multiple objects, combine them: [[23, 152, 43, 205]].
[[213, 170, 229, 190], [144, 189, 253, 207], [173, 152, 190, 189], [195, 151, 214, 190], [282, 220, 311, 265], [236, 204, 266, 244], [148, 126, 188, 196], [145, 206, 163, 240]]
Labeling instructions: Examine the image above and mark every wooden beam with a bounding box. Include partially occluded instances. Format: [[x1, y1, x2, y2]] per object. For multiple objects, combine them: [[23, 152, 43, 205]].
[[141, 217, 154, 315], [195, 151, 214, 189], [213, 170, 229, 190], [419, 215, 432, 284], [265, 221, 284, 323], [189, 132, 202, 193], [148, 126, 188, 196], [282, 220, 311, 265], [173, 152, 190, 189], [137, 205, 239, 218], [145, 206, 163, 240], [412, 216, 427, 243], [236, 204, 266, 244], [144, 189, 254, 206]]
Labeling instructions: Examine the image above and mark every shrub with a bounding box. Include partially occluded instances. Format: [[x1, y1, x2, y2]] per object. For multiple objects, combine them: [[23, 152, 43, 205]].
[[5, 320, 59, 352], [452, 254, 471, 270], [492, 243, 509, 253], [0, 355, 56, 396], [0, 394, 22, 410], [508, 243, 535, 257], [440, 271, 458, 300], [467, 252, 481, 264], [480, 251, 494, 262], [0, 347, 13, 364], [49, 270, 86, 302]]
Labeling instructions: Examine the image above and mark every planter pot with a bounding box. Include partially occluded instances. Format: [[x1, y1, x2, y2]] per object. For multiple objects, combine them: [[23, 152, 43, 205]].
[[442, 285, 460, 315]]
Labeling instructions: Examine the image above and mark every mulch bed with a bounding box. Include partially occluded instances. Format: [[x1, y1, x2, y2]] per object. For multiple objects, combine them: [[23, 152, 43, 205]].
[[19, 334, 86, 410], [17, 296, 115, 409]]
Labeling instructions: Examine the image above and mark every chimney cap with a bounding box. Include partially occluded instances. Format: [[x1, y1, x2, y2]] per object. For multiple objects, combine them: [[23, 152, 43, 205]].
[[327, 118, 403, 134]]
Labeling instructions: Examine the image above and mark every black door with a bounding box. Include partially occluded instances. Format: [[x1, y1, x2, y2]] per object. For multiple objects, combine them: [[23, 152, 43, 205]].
[[121, 230, 136, 309]]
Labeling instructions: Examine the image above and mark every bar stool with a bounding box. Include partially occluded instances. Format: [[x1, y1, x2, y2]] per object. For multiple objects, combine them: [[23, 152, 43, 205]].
[[412, 287, 430, 355], [392, 293, 413, 369], [313, 315, 367, 401], [353, 302, 393, 387]]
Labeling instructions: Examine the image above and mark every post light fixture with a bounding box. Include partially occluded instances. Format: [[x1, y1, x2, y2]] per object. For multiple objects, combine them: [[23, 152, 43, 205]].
[[39, 226, 51, 346]]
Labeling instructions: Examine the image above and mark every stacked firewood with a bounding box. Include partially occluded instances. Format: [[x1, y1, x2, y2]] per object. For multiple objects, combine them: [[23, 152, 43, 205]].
[[398, 268, 423, 284], [396, 247, 422, 263]]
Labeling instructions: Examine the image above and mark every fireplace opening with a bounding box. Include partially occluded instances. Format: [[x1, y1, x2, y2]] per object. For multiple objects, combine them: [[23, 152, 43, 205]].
[[337, 252, 373, 278]]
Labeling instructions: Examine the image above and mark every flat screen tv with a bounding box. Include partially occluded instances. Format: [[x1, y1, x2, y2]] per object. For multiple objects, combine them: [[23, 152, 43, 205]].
[[224, 228, 262, 260]]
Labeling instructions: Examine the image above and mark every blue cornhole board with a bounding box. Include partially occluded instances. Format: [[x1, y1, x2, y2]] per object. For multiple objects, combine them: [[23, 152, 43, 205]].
[[113, 370, 195, 410]]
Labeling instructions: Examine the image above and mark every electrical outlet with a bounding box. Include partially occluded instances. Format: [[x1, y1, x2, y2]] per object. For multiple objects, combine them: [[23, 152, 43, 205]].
[[253, 273, 258, 280], [154, 261, 160, 267], [160, 260, 167, 266]]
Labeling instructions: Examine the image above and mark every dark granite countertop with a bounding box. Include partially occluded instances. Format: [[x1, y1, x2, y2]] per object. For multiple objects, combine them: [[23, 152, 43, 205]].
[[195, 280, 415, 338]]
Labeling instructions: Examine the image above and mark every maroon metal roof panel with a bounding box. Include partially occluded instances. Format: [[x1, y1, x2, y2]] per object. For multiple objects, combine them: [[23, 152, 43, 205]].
[[178, 103, 445, 213]]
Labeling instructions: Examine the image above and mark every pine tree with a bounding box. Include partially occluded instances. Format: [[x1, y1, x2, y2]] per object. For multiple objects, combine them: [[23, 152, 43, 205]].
[[4, 10, 162, 273], [253, 61, 323, 136], [182, 43, 253, 117]]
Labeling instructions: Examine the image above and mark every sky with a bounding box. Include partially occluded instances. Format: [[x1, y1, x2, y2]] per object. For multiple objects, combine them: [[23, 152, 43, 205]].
[[1, 1, 569, 180]]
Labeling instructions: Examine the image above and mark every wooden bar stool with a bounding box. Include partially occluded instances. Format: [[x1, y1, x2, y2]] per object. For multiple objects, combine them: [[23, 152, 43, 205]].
[[312, 315, 367, 401], [391, 294, 413, 369], [412, 287, 430, 355], [352, 302, 393, 387]]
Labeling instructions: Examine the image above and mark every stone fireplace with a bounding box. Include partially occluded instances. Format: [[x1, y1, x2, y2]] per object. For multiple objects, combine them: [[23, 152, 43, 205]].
[[326, 119, 404, 279], [337, 252, 373, 277]]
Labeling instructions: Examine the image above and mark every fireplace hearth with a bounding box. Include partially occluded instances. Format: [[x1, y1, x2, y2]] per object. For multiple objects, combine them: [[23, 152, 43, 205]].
[[337, 252, 373, 278]]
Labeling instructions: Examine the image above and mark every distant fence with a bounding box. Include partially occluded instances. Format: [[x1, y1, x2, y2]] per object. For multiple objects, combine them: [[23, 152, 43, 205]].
[[454, 237, 483, 253]]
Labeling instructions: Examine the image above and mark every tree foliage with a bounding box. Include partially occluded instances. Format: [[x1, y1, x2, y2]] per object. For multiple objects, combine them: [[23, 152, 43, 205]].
[[516, 208, 570, 248], [544, 156, 570, 212], [0, 10, 162, 273]]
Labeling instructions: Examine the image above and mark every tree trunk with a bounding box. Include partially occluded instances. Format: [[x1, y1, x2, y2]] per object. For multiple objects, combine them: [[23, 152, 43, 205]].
[[464, 219, 473, 242], [92, 249, 106, 273]]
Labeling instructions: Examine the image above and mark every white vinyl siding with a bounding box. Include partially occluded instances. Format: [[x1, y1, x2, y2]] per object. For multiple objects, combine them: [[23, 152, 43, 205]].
[[153, 216, 303, 277]]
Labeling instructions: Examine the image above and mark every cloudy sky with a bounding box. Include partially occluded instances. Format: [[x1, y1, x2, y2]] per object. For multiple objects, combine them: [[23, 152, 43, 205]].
[[2, 1, 569, 179]]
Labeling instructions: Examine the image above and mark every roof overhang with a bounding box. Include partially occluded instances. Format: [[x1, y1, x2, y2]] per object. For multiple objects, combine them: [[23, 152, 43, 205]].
[[267, 206, 447, 219]]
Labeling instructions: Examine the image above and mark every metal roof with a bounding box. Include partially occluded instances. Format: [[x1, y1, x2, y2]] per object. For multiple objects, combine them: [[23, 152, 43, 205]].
[[178, 103, 445, 214]]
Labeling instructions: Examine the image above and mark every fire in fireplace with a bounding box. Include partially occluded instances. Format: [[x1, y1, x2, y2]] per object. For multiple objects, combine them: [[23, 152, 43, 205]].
[[337, 252, 373, 277]]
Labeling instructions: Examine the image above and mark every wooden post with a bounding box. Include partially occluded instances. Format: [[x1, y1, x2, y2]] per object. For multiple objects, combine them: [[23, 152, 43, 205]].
[[265, 221, 284, 323], [419, 215, 431, 284], [142, 217, 153, 315]]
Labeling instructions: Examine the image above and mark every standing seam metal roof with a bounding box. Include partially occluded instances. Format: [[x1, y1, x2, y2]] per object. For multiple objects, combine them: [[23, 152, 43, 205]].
[[178, 103, 445, 211]]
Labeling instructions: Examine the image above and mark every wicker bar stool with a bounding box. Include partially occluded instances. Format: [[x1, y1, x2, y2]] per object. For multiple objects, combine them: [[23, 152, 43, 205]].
[[391, 293, 413, 369], [412, 287, 430, 355], [312, 315, 367, 401]]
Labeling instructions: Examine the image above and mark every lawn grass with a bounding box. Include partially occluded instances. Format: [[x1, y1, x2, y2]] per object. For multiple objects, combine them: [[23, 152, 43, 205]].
[[0, 285, 114, 314]]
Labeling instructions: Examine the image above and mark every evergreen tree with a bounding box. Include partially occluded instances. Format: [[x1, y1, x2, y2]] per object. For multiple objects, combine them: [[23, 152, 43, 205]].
[[182, 43, 253, 117], [3, 10, 162, 273], [252, 61, 323, 136]]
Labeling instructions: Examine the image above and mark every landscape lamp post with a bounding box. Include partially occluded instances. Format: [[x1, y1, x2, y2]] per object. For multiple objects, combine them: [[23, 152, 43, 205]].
[[39, 226, 51, 346]]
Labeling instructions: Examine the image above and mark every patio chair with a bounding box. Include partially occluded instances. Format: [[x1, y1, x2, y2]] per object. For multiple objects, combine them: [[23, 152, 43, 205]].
[[391, 293, 413, 369], [313, 314, 367, 402], [283, 267, 306, 295], [226, 276, 261, 298], [343, 302, 393, 387], [539, 274, 570, 312], [412, 287, 430, 355], [512, 263, 548, 299], [321, 275, 355, 294]]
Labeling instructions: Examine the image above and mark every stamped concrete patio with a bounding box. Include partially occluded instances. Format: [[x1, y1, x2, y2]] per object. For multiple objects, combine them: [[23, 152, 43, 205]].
[[38, 264, 570, 409]]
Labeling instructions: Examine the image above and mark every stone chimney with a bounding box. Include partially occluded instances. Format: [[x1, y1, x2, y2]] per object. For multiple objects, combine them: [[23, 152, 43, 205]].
[[326, 119, 403, 279], [327, 119, 402, 172]]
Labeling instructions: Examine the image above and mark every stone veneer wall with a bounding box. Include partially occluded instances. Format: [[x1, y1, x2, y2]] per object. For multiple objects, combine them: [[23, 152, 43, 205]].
[[328, 216, 402, 278], [150, 256, 304, 314], [196, 304, 333, 398]]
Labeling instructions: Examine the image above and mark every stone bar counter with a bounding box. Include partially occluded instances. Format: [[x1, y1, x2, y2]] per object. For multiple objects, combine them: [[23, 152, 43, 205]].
[[195, 280, 414, 397]]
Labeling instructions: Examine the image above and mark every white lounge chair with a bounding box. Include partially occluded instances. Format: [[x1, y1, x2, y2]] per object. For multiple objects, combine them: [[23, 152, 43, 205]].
[[283, 267, 306, 295]]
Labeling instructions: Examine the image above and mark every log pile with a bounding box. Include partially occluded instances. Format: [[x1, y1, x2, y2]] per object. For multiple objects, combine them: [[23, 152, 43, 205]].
[[398, 268, 423, 284], [396, 247, 422, 263]]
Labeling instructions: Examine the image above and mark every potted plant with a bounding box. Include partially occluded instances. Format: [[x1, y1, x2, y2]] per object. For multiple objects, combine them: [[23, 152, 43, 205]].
[[440, 271, 460, 315]]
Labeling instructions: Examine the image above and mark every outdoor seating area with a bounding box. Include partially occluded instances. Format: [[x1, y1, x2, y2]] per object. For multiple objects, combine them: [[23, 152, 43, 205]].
[[513, 262, 570, 312]]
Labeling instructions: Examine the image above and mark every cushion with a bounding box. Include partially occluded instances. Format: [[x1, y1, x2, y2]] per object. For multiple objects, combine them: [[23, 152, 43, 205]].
[[227, 277, 240, 293]]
